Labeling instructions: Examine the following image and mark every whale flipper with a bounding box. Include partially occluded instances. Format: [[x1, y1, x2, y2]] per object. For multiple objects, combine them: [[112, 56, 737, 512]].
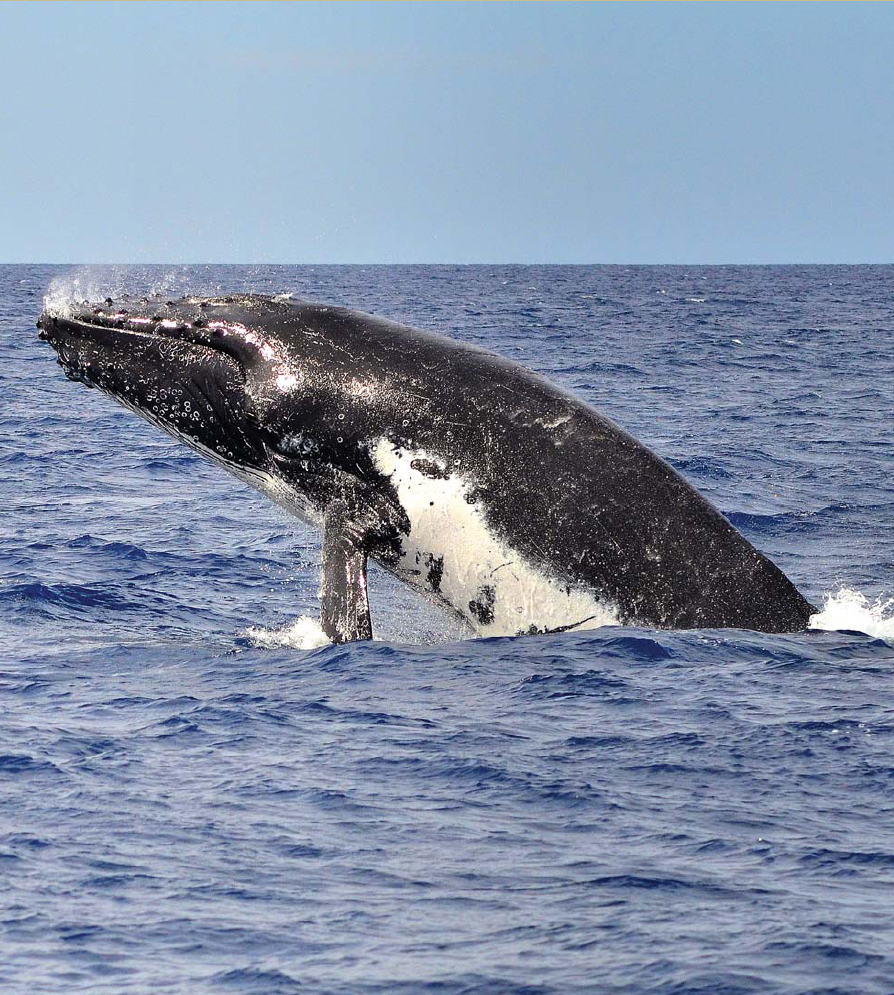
[[320, 500, 373, 644]]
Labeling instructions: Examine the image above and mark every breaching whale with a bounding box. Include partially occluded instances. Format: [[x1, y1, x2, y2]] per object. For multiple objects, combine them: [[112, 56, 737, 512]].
[[37, 294, 815, 642]]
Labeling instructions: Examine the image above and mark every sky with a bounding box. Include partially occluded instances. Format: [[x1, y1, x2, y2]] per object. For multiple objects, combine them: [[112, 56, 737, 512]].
[[2, 1, 893, 264]]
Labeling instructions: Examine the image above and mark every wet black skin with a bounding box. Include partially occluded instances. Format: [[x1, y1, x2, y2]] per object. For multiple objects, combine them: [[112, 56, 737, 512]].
[[37, 294, 816, 636]]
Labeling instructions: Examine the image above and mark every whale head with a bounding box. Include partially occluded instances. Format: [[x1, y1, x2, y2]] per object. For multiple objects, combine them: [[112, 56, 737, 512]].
[[36, 294, 411, 541], [39, 297, 279, 470], [37, 295, 361, 516]]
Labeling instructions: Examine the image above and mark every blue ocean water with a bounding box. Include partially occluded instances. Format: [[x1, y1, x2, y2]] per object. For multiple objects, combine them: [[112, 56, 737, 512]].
[[3, 264, 894, 994]]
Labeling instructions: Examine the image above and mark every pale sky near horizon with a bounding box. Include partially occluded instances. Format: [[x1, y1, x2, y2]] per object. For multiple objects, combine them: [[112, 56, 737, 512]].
[[2, 1, 893, 264]]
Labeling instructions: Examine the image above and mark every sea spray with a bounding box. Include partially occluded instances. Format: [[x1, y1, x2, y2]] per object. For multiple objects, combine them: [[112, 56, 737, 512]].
[[809, 587, 894, 642]]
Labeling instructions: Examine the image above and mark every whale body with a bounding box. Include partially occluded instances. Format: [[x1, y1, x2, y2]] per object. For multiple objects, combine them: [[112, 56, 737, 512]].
[[38, 294, 815, 641]]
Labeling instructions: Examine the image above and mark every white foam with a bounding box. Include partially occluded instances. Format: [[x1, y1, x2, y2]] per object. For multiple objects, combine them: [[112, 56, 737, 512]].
[[808, 587, 894, 641], [242, 616, 332, 650]]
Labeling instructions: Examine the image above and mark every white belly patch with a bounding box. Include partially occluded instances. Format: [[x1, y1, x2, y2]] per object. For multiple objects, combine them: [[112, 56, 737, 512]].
[[371, 439, 618, 636]]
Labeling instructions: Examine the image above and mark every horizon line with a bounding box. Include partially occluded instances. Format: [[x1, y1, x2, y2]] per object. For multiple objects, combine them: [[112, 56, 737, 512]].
[[4, 260, 893, 267]]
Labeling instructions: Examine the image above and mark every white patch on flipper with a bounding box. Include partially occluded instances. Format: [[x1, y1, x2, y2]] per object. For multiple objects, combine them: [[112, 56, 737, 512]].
[[372, 439, 619, 636]]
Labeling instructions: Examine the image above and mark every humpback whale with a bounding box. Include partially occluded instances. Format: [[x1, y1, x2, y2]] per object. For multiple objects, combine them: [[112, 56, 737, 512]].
[[37, 294, 815, 642]]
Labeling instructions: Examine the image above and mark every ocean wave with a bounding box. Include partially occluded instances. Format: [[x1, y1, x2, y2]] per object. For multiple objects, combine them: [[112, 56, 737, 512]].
[[0, 580, 149, 614]]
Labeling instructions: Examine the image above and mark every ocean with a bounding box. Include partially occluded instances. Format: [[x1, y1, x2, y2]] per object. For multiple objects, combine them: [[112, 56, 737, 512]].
[[3, 263, 894, 994]]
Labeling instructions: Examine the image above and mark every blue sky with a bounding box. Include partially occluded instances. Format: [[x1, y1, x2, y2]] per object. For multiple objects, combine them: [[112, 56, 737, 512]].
[[2, 2, 892, 263]]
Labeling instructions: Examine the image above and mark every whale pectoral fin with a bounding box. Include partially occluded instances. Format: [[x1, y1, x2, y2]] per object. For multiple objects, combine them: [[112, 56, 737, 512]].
[[320, 500, 373, 644]]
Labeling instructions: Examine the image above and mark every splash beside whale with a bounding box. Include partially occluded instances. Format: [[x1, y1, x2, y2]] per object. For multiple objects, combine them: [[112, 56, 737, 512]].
[[37, 294, 815, 641]]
